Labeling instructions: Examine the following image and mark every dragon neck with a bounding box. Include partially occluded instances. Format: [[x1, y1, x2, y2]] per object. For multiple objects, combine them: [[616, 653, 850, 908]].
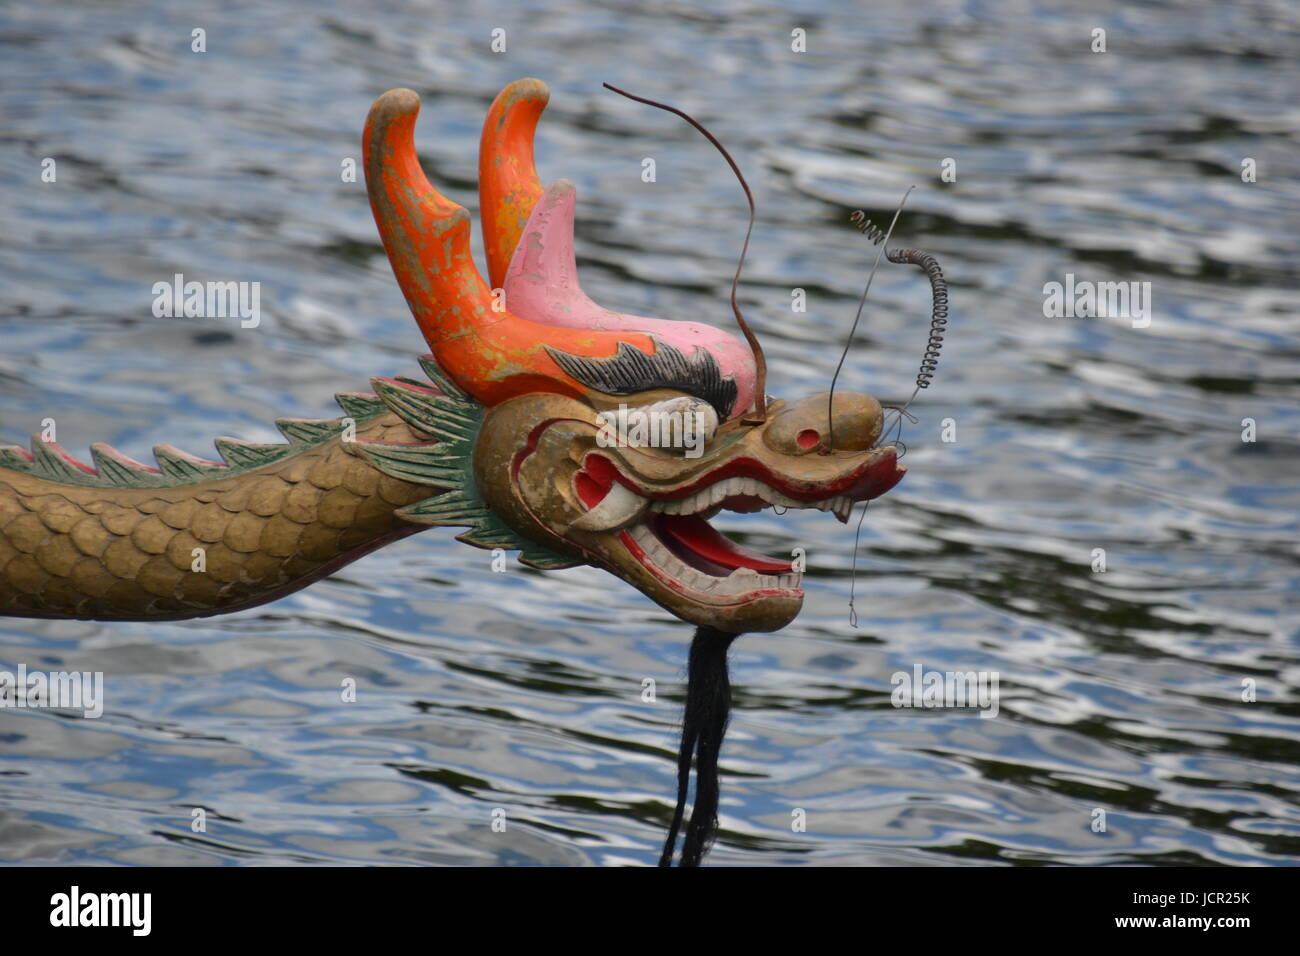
[[0, 358, 570, 622]]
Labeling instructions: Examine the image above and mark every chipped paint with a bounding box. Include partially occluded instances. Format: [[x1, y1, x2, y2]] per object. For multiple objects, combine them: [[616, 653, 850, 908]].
[[363, 85, 657, 410]]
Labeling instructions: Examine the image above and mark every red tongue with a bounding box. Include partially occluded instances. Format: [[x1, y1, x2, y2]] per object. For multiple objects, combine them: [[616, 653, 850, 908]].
[[655, 514, 793, 573]]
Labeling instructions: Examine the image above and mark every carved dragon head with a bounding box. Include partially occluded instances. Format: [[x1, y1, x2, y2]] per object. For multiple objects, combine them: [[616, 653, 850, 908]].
[[356, 80, 905, 634]]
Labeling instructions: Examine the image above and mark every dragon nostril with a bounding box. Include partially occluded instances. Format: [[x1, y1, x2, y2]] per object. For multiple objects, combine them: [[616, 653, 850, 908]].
[[796, 428, 820, 450]]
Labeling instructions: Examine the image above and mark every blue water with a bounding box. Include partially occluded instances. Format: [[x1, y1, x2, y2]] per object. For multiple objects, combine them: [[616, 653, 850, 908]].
[[1, 0, 1298, 865]]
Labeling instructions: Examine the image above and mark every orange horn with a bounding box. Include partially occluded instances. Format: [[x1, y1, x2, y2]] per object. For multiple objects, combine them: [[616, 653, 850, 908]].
[[362, 88, 654, 407], [479, 78, 549, 289]]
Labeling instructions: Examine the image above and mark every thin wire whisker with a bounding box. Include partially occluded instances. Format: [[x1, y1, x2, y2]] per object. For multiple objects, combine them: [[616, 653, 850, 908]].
[[847, 500, 872, 628], [826, 187, 915, 448], [602, 82, 768, 423]]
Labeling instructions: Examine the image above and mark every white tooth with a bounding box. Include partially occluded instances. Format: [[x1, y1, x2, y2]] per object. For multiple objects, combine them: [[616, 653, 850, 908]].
[[725, 567, 760, 593], [711, 484, 727, 505], [567, 482, 649, 532], [663, 500, 681, 515], [741, 478, 758, 495]]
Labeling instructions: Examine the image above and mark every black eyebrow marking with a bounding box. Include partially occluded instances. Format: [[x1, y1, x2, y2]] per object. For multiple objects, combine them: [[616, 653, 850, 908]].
[[546, 339, 738, 420]]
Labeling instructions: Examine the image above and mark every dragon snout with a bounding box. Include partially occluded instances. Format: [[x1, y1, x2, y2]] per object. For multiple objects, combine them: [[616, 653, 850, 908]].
[[762, 391, 884, 457]]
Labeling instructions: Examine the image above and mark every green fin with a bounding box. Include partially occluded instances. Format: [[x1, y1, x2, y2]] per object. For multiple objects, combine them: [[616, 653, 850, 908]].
[[0, 356, 578, 573], [362, 356, 575, 570], [0, 394, 387, 490], [153, 445, 226, 482], [335, 392, 388, 420], [90, 445, 168, 488], [276, 418, 341, 444]]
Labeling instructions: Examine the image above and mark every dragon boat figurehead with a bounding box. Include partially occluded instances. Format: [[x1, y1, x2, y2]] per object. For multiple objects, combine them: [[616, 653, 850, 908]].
[[358, 80, 906, 634]]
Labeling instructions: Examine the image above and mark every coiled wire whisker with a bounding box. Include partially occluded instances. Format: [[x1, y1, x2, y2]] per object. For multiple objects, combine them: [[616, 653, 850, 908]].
[[841, 200, 951, 627], [847, 208, 950, 462], [826, 187, 913, 450], [849, 209, 950, 403]]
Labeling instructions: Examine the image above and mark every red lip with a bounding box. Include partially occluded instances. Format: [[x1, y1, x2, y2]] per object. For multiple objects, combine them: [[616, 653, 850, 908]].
[[580, 447, 905, 505], [567, 444, 905, 599]]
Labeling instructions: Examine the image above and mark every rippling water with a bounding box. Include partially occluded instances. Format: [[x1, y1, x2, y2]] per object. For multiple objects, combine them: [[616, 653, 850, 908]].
[[1, 0, 1298, 866]]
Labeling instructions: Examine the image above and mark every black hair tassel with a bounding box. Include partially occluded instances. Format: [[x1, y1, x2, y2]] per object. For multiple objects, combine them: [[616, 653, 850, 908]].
[[660, 625, 740, 867]]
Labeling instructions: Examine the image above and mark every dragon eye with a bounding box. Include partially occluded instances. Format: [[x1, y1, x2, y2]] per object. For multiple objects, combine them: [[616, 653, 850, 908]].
[[599, 396, 718, 453], [796, 429, 820, 450], [685, 399, 719, 444], [631, 398, 717, 442]]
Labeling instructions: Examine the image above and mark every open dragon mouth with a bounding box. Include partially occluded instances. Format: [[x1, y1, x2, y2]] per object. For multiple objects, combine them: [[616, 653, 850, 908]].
[[572, 450, 905, 603]]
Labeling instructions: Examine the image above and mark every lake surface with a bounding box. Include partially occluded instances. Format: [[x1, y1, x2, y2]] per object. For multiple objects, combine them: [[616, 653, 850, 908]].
[[1, 0, 1298, 866]]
